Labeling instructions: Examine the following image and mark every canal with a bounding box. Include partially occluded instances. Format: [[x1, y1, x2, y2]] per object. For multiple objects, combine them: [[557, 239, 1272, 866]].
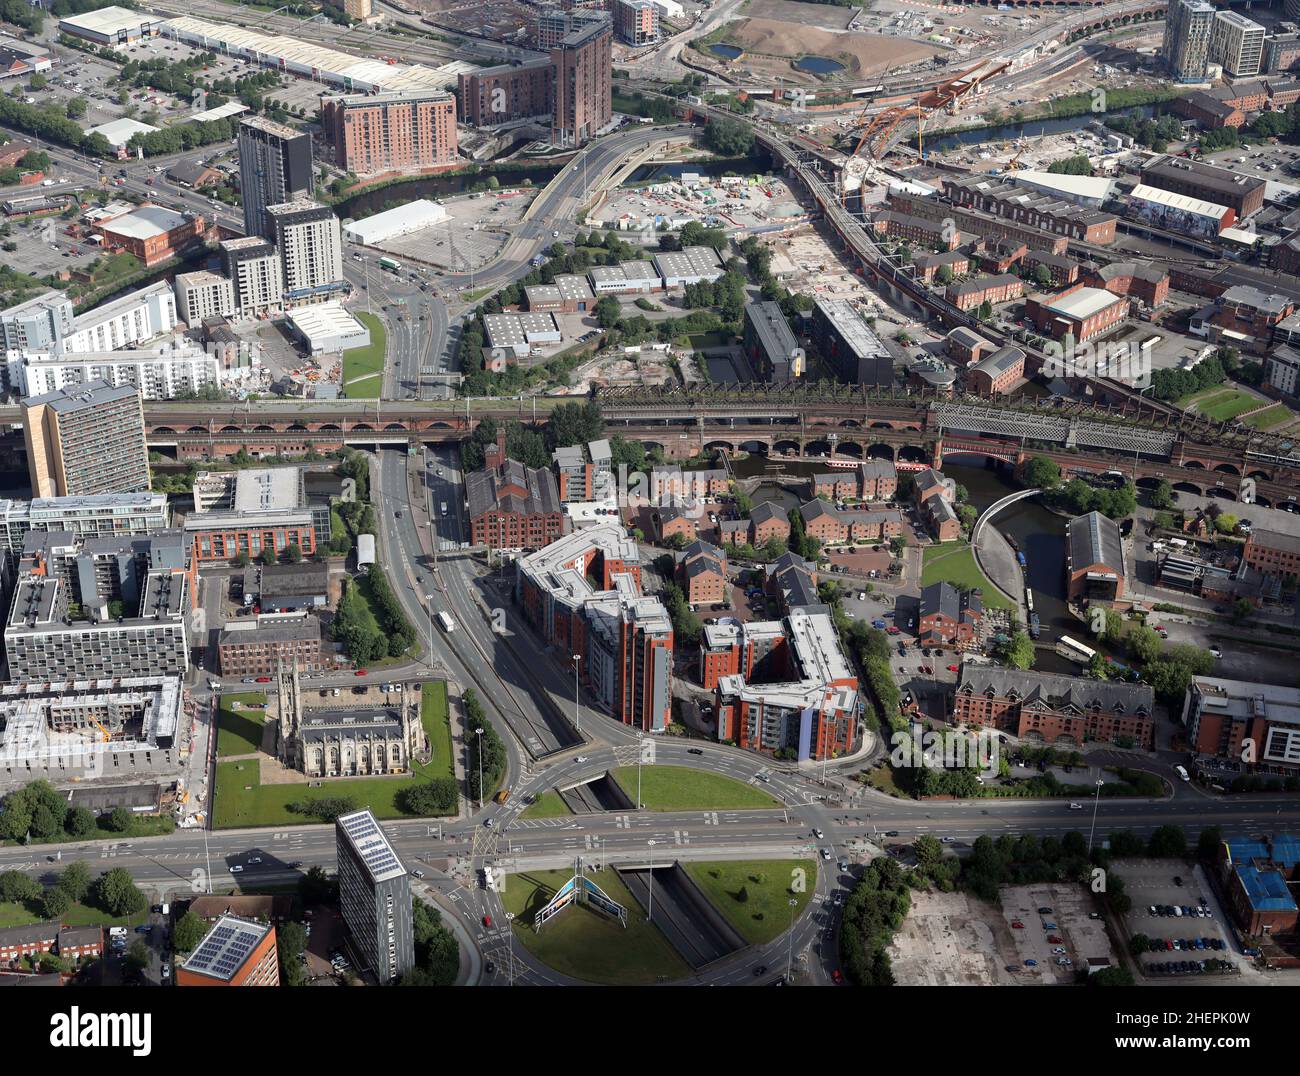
[[730, 451, 1082, 673]]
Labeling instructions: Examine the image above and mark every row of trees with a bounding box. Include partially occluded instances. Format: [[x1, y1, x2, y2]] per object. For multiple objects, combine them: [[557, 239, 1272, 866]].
[[332, 568, 415, 663], [0, 861, 146, 920], [658, 580, 704, 649], [0, 779, 164, 843], [399, 898, 460, 986], [463, 689, 507, 802]]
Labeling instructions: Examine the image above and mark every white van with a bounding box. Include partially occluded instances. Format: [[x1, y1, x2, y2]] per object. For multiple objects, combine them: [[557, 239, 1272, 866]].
[[1175, 765, 1190, 782]]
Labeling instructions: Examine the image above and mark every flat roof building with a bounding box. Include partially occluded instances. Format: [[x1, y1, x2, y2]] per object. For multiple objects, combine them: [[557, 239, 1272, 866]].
[[237, 116, 313, 240], [810, 298, 892, 387], [320, 90, 458, 177], [285, 302, 370, 354], [341, 199, 447, 245], [1139, 155, 1265, 218], [335, 808, 414, 984], [743, 301, 802, 382], [177, 916, 280, 987], [22, 381, 150, 499], [653, 245, 724, 288], [58, 6, 163, 44]]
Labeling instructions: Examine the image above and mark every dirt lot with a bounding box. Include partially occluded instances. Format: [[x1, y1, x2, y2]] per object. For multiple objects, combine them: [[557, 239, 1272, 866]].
[[723, 20, 938, 79], [741, 0, 859, 32], [888, 888, 1023, 986], [1001, 882, 1115, 983]]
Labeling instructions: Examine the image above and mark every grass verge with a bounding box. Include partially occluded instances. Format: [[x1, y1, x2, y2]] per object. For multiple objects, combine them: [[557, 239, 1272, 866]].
[[682, 859, 817, 946], [610, 765, 778, 811]]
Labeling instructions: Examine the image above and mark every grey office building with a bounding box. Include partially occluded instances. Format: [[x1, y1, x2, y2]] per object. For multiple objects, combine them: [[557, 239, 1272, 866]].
[[810, 299, 893, 387], [237, 116, 313, 240], [742, 301, 802, 382], [1163, 0, 1216, 83], [335, 808, 414, 983]]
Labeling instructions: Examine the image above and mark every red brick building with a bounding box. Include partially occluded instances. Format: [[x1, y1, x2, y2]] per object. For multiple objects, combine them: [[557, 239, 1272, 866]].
[[945, 326, 995, 365], [319, 90, 459, 176], [1066, 510, 1126, 605], [177, 916, 280, 987], [946, 274, 1024, 312], [466, 433, 566, 550], [1217, 836, 1300, 937], [912, 249, 970, 282], [954, 667, 1155, 748], [942, 175, 1118, 244], [917, 581, 981, 649], [94, 204, 207, 268], [872, 210, 964, 251], [966, 345, 1025, 396], [749, 501, 791, 545], [458, 61, 553, 127], [1023, 250, 1081, 289], [679, 539, 727, 607], [653, 507, 697, 543], [1025, 283, 1129, 343], [1208, 285, 1295, 356], [978, 239, 1028, 275], [218, 618, 323, 677], [1087, 261, 1170, 308]]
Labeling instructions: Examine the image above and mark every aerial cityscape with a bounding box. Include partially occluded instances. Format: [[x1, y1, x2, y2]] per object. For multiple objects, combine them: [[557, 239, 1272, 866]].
[[0, 0, 1298, 1008]]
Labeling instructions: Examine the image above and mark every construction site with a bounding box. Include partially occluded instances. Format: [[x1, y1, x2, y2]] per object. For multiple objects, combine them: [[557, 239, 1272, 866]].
[[588, 172, 807, 236], [0, 677, 191, 790]]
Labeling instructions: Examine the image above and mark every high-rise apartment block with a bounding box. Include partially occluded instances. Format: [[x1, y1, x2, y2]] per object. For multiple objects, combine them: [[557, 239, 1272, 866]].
[[613, 0, 658, 47], [265, 200, 346, 305], [219, 237, 284, 315], [237, 116, 313, 239], [517, 525, 673, 732], [0, 291, 74, 353], [1210, 10, 1266, 78], [335, 808, 414, 984], [458, 61, 554, 127], [1163, 0, 1217, 83], [458, 17, 612, 145], [551, 21, 612, 147], [320, 90, 458, 176], [22, 381, 150, 498]]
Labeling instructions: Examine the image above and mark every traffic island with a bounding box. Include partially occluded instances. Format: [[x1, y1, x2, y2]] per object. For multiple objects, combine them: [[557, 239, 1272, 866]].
[[502, 867, 690, 985]]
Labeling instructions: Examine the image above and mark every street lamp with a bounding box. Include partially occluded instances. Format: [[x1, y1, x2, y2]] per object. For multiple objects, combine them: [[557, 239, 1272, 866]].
[[646, 840, 657, 924], [572, 654, 582, 732], [475, 727, 485, 809], [636, 729, 644, 810], [785, 897, 798, 982], [504, 911, 516, 987], [1087, 778, 1105, 854], [424, 594, 438, 671]]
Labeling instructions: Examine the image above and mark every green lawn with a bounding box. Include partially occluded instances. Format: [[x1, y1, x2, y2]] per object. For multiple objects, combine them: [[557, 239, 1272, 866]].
[[502, 868, 690, 985], [417, 682, 454, 782], [518, 790, 572, 819], [460, 286, 494, 302], [610, 765, 779, 811], [1194, 390, 1261, 422], [341, 311, 386, 399], [0, 900, 144, 929], [1244, 404, 1294, 430], [682, 860, 817, 946], [920, 543, 1013, 609], [216, 692, 269, 757], [346, 573, 419, 668], [213, 757, 454, 828]]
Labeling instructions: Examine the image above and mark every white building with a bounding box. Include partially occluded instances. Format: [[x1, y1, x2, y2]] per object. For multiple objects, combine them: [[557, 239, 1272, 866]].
[[16, 340, 223, 400], [62, 281, 178, 354], [652, 245, 724, 288], [58, 6, 164, 45], [85, 118, 160, 154], [342, 199, 447, 245], [1266, 343, 1300, 398], [219, 237, 284, 315], [1008, 170, 1117, 209], [483, 312, 561, 362], [266, 200, 347, 306], [285, 303, 371, 353], [1210, 10, 1266, 78], [174, 271, 235, 325], [651, 0, 684, 19]]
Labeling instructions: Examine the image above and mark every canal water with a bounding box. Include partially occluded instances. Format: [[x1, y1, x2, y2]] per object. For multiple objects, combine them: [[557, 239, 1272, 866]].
[[730, 451, 1080, 673], [710, 44, 743, 60], [925, 104, 1168, 155]]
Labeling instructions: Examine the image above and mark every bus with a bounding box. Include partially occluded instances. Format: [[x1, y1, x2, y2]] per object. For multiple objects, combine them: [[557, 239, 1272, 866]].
[[1056, 635, 1098, 665], [378, 257, 402, 272], [436, 611, 456, 632]]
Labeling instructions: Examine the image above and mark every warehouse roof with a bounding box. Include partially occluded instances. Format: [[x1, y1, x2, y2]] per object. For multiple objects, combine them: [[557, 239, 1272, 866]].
[[1068, 510, 1124, 576], [86, 117, 159, 149], [98, 204, 192, 241], [1041, 286, 1125, 321], [1130, 183, 1231, 220]]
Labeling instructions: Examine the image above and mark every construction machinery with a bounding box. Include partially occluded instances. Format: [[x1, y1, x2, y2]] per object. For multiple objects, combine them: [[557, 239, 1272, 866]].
[[844, 59, 1012, 191]]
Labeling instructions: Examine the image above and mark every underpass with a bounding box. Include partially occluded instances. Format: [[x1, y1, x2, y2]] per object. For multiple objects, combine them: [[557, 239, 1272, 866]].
[[618, 862, 746, 970]]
